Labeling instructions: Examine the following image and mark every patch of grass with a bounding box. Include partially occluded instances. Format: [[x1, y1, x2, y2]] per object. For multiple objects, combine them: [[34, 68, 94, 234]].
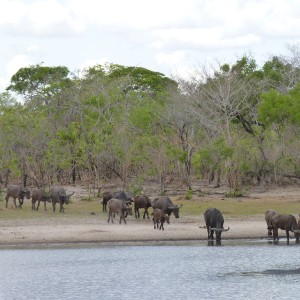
[[225, 188, 244, 197], [172, 195, 300, 218], [80, 196, 94, 202], [185, 189, 193, 200], [1, 191, 300, 222]]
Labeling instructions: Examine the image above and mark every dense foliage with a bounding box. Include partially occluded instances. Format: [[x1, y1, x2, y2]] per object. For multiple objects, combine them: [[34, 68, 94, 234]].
[[1, 49, 300, 192]]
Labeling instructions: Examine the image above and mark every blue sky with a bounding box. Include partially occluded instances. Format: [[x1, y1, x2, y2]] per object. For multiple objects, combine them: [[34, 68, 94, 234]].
[[1, 0, 300, 92]]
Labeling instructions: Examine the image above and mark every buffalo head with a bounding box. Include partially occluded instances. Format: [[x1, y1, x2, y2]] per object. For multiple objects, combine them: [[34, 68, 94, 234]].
[[209, 226, 230, 241], [168, 204, 183, 218]]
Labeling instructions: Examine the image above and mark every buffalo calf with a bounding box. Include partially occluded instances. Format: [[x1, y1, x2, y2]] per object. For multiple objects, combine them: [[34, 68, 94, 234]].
[[152, 208, 170, 230]]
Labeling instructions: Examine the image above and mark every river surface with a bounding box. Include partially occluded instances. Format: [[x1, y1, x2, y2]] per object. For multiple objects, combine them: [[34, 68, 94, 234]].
[[1, 239, 300, 300]]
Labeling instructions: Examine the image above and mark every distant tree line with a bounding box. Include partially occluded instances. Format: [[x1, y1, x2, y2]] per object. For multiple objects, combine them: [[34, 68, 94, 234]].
[[1, 46, 300, 194]]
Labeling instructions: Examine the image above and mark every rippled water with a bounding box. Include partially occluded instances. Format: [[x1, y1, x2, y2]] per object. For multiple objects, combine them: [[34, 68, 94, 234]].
[[1, 239, 300, 300]]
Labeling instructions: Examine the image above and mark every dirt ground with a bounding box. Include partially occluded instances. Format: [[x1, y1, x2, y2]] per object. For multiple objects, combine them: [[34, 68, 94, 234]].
[[0, 184, 299, 248]]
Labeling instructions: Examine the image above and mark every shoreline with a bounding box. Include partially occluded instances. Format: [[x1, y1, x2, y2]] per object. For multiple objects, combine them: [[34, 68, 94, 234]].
[[0, 216, 273, 249], [0, 236, 270, 250]]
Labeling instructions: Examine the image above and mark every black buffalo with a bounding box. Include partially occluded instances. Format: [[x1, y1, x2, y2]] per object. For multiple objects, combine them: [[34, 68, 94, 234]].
[[50, 186, 74, 213], [133, 195, 151, 219], [151, 196, 182, 218], [271, 214, 300, 242], [31, 188, 51, 211], [204, 208, 230, 241]]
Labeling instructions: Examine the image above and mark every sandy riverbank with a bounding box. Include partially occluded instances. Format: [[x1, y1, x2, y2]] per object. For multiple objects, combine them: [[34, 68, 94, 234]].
[[0, 215, 268, 248]]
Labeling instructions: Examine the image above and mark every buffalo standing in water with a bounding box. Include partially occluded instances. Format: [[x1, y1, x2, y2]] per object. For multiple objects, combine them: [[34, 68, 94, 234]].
[[265, 209, 277, 236], [271, 214, 300, 242], [204, 208, 230, 241]]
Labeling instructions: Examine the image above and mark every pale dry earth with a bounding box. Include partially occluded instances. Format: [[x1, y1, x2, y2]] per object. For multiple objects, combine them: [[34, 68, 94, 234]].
[[0, 184, 299, 248]]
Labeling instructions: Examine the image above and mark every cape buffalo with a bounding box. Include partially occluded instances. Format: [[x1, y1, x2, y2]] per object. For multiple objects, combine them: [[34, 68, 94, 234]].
[[265, 209, 277, 236], [152, 208, 170, 230], [271, 214, 300, 242], [204, 208, 230, 241], [102, 190, 132, 212], [5, 185, 31, 208], [151, 196, 182, 218], [107, 198, 132, 224], [50, 186, 74, 213], [134, 195, 151, 219], [31, 189, 51, 211]]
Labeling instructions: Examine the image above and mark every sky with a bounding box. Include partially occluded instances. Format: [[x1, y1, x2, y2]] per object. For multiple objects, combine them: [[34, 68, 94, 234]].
[[1, 0, 300, 92]]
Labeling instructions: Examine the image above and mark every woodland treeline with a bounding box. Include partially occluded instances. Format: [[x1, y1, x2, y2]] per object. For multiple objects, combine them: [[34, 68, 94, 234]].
[[1, 46, 300, 194]]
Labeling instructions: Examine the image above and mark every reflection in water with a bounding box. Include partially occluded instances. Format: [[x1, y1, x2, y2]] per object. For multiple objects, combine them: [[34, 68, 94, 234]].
[[242, 268, 300, 276], [207, 240, 222, 246], [267, 239, 300, 246]]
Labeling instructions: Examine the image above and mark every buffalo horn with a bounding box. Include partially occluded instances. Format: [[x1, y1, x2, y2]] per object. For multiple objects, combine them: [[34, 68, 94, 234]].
[[209, 226, 230, 232]]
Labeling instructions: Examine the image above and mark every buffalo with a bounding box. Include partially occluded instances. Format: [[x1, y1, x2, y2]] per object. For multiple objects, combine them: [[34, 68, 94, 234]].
[[102, 190, 132, 212], [271, 214, 300, 242], [151, 196, 182, 218], [133, 195, 151, 219], [5, 185, 31, 208], [107, 198, 132, 224], [31, 189, 51, 210], [265, 209, 277, 236], [152, 208, 170, 230], [204, 208, 230, 241], [50, 186, 74, 213]]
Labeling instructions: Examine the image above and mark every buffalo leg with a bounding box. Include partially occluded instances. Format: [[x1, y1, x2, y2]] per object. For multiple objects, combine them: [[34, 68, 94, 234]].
[[108, 211, 114, 224], [59, 202, 64, 213], [135, 207, 140, 218], [52, 202, 56, 213], [286, 230, 290, 241], [143, 209, 149, 219], [13, 197, 17, 208]]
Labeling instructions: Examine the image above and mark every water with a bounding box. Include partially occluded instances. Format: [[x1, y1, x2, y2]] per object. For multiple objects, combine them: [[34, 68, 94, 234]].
[[1, 239, 300, 300]]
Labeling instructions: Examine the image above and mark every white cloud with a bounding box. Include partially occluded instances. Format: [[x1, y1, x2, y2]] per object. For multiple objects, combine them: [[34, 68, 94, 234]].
[[2, 54, 33, 87], [0, 0, 83, 37]]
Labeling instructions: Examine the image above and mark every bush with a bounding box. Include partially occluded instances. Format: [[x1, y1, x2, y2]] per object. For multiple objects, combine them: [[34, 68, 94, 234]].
[[225, 188, 244, 197], [185, 189, 193, 200]]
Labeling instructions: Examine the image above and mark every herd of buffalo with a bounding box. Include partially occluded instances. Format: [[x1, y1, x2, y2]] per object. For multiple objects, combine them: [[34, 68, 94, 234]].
[[3, 184, 300, 243]]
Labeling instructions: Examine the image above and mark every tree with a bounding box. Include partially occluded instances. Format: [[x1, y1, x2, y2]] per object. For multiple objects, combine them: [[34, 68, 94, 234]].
[[7, 64, 71, 106]]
